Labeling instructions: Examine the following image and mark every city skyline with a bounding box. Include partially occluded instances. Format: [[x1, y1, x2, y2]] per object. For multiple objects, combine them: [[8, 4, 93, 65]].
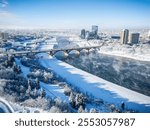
[[0, 0, 150, 29]]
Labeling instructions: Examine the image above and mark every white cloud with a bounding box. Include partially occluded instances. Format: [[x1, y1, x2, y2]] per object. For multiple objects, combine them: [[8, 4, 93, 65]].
[[0, 11, 17, 19], [0, 11, 26, 29], [0, 11, 40, 29]]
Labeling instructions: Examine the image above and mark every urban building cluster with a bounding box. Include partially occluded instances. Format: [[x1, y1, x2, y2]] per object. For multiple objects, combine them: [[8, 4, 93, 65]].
[[80, 26, 150, 45], [120, 29, 140, 45], [80, 25, 99, 40]]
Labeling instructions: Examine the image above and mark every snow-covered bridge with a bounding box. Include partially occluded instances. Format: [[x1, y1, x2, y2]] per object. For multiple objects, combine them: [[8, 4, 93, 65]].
[[3, 45, 103, 56]]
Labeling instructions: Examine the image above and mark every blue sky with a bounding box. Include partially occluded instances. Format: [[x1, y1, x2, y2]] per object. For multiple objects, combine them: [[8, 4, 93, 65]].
[[0, 0, 150, 29]]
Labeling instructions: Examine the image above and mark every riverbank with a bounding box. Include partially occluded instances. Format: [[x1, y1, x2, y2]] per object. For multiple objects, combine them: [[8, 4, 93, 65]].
[[40, 54, 150, 112], [73, 38, 150, 62]]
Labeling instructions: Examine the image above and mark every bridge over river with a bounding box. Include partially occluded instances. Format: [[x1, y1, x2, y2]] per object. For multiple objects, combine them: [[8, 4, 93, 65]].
[[3, 45, 103, 57]]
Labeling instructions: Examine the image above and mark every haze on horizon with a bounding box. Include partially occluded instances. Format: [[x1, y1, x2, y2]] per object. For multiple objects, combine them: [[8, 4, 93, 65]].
[[0, 0, 150, 29]]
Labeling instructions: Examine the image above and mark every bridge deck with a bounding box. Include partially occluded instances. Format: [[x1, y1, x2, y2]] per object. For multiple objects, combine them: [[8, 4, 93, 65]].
[[3, 45, 103, 56]]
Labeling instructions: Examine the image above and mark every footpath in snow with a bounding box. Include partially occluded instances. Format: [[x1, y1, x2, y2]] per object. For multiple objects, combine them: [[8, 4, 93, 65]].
[[40, 55, 150, 112]]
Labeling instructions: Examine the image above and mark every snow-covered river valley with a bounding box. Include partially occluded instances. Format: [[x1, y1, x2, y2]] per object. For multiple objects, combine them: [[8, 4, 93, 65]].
[[64, 53, 150, 96]]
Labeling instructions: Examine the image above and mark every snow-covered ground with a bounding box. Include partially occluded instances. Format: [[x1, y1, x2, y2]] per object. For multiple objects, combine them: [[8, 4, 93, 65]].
[[27, 33, 150, 112], [0, 97, 46, 113], [39, 54, 150, 112], [15, 58, 69, 102], [99, 44, 150, 62], [1, 30, 150, 113], [73, 38, 150, 62]]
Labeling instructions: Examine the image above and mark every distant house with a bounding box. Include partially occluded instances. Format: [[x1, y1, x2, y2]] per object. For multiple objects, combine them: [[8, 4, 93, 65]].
[[111, 35, 120, 39]]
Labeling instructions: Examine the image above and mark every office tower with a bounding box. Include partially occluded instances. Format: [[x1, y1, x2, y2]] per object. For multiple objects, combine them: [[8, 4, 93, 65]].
[[120, 29, 129, 44], [0, 32, 2, 39], [80, 25, 99, 40], [81, 29, 86, 39], [85, 31, 90, 39], [92, 25, 98, 34], [129, 33, 140, 44], [0, 32, 8, 40]]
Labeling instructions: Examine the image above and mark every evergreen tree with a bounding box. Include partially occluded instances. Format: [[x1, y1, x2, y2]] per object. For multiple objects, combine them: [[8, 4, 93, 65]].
[[78, 105, 84, 113], [40, 88, 46, 98]]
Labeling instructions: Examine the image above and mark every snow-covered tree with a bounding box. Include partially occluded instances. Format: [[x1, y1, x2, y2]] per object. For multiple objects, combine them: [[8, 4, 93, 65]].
[[40, 88, 46, 98], [26, 81, 32, 97], [110, 104, 115, 112], [78, 105, 84, 113], [54, 98, 62, 107], [75, 93, 85, 108], [90, 108, 97, 113], [32, 88, 38, 98], [27, 79, 31, 87], [84, 108, 88, 113], [49, 106, 61, 113], [64, 85, 71, 96], [26, 88, 31, 97], [35, 78, 40, 89], [20, 85, 25, 93], [69, 92, 76, 108], [7, 56, 15, 67], [43, 71, 53, 83], [22, 97, 50, 110], [13, 63, 21, 74]]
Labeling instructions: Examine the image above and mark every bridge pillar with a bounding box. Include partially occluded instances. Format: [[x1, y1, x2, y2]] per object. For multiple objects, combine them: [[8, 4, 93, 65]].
[[65, 50, 70, 54], [49, 51, 54, 56]]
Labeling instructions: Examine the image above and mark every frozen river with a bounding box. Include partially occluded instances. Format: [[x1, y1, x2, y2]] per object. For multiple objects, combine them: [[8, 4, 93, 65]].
[[64, 53, 150, 96]]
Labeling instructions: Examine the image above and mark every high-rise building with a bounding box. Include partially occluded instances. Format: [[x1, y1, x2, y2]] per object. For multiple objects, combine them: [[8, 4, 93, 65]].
[[0, 32, 8, 40], [80, 25, 99, 40], [80, 29, 86, 39], [92, 25, 98, 34], [85, 31, 90, 39], [120, 29, 129, 44], [0, 32, 2, 39], [129, 33, 140, 44]]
